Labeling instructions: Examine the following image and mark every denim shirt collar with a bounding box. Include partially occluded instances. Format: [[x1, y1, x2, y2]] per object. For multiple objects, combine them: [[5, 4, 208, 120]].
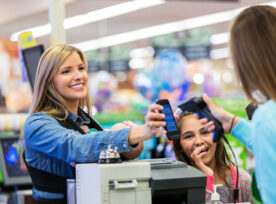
[[68, 109, 90, 126]]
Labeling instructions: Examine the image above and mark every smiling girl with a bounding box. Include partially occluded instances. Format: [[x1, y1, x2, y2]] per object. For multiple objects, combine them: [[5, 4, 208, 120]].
[[173, 112, 253, 203]]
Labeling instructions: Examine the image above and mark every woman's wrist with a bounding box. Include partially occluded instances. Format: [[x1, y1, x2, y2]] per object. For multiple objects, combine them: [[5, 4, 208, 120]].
[[230, 116, 241, 133], [128, 125, 147, 145]]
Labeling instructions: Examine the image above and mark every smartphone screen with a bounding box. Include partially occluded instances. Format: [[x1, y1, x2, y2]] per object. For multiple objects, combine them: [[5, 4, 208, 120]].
[[162, 104, 178, 132], [156, 99, 180, 140]]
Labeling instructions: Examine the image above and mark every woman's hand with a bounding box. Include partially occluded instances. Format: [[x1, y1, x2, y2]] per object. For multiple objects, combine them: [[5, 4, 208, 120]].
[[144, 104, 167, 138], [191, 145, 214, 176], [202, 93, 240, 134], [127, 103, 173, 145]]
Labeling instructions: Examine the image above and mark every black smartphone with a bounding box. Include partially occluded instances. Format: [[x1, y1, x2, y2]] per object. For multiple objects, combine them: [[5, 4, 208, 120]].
[[156, 99, 180, 140]]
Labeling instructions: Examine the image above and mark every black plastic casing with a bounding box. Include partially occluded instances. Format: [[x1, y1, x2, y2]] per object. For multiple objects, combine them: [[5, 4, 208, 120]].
[[176, 97, 224, 142]]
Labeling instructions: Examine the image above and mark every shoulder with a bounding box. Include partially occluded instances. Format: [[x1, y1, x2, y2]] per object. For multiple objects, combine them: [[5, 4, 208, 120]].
[[24, 112, 59, 127], [26, 112, 55, 121], [252, 100, 276, 139], [230, 166, 251, 185], [253, 99, 276, 121], [238, 168, 252, 181], [232, 167, 251, 189], [235, 167, 253, 201]]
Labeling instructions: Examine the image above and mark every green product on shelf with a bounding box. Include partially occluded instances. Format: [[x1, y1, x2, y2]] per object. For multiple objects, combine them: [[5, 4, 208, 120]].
[[93, 110, 145, 129]]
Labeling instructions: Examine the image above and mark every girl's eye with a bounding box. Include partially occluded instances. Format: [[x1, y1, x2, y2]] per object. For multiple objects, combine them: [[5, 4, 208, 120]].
[[202, 130, 210, 135], [79, 67, 85, 71], [183, 135, 193, 139]]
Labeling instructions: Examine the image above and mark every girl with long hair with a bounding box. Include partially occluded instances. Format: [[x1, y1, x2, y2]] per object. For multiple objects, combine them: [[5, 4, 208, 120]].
[[173, 112, 252, 203]]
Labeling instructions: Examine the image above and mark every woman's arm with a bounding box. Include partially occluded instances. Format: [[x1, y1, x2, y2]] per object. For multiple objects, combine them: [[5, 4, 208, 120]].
[[24, 113, 134, 163], [109, 121, 144, 160], [121, 142, 144, 160], [24, 104, 167, 163], [108, 104, 168, 160]]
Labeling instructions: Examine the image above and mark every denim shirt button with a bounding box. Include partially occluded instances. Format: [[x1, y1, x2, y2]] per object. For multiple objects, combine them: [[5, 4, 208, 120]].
[[89, 152, 94, 160]]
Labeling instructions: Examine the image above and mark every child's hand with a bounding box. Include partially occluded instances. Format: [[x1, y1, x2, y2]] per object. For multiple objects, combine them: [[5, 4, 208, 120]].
[[191, 145, 214, 176], [81, 125, 89, 133]]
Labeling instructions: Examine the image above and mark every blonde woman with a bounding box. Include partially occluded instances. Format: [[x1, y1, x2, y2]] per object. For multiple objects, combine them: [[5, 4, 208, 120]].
[[22, 44, 167, 203]]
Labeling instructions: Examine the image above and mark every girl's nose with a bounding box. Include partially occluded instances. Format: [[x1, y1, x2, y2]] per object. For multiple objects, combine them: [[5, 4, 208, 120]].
[[194, 134, 204, 146]]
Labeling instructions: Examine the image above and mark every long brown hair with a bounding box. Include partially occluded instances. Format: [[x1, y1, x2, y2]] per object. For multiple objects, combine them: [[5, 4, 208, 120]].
[[230, 5, 276, 104], [173, 112, 234, 194]]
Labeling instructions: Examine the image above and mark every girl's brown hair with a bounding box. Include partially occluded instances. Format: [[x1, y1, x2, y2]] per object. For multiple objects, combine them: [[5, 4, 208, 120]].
[[173, 112, 234, 196]]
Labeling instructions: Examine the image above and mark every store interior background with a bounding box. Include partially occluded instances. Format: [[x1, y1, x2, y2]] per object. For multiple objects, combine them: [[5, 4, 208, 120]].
[[2, 0, 274, 189]]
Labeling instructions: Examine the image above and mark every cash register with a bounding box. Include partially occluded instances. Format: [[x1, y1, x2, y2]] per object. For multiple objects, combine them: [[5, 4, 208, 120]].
[[74, 145, 206, 204]]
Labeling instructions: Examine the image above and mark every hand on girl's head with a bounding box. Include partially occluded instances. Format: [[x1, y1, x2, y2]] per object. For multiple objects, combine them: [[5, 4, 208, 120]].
[[200, 118, 215, 133]]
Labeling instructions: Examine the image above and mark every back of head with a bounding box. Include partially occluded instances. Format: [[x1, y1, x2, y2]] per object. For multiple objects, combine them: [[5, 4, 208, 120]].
[[30, 44, 89, 117], [230, 5, 276, 103]]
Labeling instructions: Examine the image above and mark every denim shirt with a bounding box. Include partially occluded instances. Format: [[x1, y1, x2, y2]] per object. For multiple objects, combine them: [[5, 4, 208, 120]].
[[24, 111, 133, 200]]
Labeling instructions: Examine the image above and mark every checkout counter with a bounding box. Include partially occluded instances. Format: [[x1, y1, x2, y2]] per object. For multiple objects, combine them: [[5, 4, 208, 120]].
[[75, 158, 206, 204]]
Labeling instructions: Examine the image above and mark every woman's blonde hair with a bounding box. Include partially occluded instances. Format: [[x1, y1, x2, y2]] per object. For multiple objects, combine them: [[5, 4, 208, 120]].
[[30, 44, 91, 118], [20, 45, 91, 154], [230, 5, 276, 104]]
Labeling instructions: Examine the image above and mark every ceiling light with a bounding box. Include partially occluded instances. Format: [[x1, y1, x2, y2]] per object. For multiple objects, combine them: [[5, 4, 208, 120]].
[[73, 10, 239, 51], [11, 24, 51, 41], [10, 0, 164, 41], [64, 0, 164, 29], [73, 1, 276, 51], [10, 1, 276, 48]]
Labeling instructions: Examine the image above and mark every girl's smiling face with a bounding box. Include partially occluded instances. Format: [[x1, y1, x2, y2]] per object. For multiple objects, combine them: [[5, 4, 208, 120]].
[[180, 114, 217, 167]]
